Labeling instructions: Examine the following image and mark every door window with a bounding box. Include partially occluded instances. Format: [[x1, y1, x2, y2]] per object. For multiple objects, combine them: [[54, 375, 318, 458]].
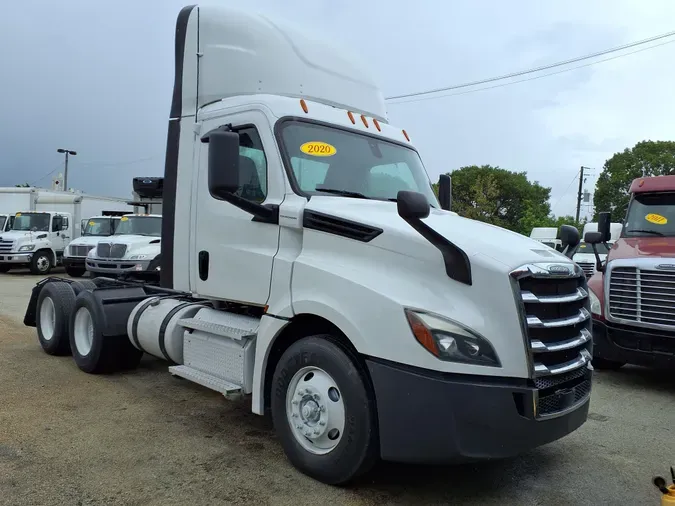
[[233, 126, 268, 203]]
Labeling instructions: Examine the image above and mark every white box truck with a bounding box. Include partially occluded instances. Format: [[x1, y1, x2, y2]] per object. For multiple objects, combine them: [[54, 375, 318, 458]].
[[0, 213, 13, 232], [23, 5, 593, 485], [0, 187, 132, 274]]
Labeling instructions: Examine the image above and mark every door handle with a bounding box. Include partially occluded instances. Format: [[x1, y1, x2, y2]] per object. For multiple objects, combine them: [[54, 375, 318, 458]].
[[198, 250, 209, 281]]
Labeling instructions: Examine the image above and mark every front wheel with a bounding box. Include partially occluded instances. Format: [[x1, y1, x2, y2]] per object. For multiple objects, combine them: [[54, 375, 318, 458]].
[[65, 265, 86, 277], [271, 335, 378, 485], [0, 264, 11, 273], [30, 250, 52, 275]]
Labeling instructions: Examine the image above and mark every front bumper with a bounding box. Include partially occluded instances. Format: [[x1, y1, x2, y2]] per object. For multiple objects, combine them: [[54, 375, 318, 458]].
[[593, 319, 675, 369], [366, 359, 590, 464], [0, 252, 33, 264], [86, 257, 151, 275]]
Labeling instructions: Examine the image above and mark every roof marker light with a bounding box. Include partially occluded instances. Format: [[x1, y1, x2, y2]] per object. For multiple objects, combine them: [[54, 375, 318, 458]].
[[300, 99, 308, 113], [639, 179, 645, 187], [402, 129, 410, 141], [373, 119, 381, 131], [361, 115, 369, 128], [347, 111, 356, 124]]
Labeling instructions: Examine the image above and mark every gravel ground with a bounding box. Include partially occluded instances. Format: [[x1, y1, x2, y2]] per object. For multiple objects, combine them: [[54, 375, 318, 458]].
[[0, 270, 673, 505]]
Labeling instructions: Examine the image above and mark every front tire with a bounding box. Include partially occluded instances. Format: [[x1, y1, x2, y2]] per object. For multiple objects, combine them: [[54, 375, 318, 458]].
[[0, 265, 11, 273], [30, 250, 52, 275], [271, 335, 378, 485], [65, 265, 86, 277], [36, 281, 76, 355]]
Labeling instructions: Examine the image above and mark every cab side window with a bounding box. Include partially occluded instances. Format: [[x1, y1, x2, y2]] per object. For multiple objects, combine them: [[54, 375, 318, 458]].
[[235, 126, 267, 203]]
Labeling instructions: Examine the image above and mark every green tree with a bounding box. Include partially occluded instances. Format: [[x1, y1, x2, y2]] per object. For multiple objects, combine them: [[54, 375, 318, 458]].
[[594, 140, 675, 219], [435, 165, 554, 234]]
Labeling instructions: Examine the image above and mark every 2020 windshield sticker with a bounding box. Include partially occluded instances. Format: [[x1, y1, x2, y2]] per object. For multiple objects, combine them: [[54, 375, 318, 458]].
[[120, 216, 129, 222], [89, 221, 95, 226], [645, 213, 668, 225], [300, 141, 336, 157]]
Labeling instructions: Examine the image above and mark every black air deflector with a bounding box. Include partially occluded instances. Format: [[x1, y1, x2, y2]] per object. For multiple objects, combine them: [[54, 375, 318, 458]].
[[303, 210, 382, 242], [133, 177, 164, 199]]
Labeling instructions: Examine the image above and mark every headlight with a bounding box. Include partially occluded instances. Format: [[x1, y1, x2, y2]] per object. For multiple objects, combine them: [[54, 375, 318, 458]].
[[128, 255, 148, 260], [588, 289, 601, 316], [18, 245, 35, 252], [405, 309, 500, 366]]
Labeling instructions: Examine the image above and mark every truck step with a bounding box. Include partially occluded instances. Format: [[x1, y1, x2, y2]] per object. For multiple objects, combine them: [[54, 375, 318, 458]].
[[169, 365, 243, 399], [177, 308, 259, 341]]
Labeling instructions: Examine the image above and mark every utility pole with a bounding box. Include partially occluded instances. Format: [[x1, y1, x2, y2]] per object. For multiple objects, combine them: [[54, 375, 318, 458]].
[[57, 148, 77, 191], [576, 166, 593, 222]]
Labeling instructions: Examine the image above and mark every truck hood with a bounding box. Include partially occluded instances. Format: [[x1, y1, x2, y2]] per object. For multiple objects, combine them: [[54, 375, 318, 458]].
[[105, 235, 161, 248], [0, 230, 48, 243], [70, 236, 108, 247], [573, 252, 606, 263], [610, 237, 675, 259], [305, 198, 573, 271]]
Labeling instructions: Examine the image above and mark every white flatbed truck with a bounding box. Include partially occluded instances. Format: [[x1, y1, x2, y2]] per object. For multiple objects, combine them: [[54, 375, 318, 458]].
[[24, 4, 593, 485]]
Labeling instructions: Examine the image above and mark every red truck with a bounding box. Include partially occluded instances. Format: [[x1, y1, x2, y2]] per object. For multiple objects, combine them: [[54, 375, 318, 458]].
[[585, 174, 675, 370]]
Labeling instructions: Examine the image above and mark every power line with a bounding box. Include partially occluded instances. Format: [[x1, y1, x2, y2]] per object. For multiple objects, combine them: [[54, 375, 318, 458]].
[[29, 164, 63, 186], [550, 173, 579, 215], [388, 38, 675, 105], [386, 29, 675, 102]]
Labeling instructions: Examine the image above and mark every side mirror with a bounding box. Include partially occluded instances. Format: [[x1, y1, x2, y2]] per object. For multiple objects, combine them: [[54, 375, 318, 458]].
[[598, 211, 611, 242], [438, 174, 452, 211], [204, 129, 240, 198], [584, 231, 607, 273], [558, 224, 580, 259], [584, 231, 602, 244], [397, 190, 431, 220]]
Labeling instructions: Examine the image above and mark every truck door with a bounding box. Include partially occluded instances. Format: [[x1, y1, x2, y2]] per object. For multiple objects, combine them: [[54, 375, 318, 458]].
[[52, 214, 70, 253], [192, 112, 281, 305]]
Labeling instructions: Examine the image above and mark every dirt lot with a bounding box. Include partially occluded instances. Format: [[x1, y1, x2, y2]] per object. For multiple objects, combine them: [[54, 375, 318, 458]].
[[0, 270, 673, 505]]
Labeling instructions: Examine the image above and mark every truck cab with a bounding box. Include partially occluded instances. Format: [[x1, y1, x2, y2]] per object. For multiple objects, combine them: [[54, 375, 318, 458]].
[[85, 213, 162, 280], [0, 211, 71, 274], [574, 222, 623, 277], [586, 175, 675, 369], [529, 227, 562, 251], [63, 214, 124, 277], [24, 4, 593, 485]]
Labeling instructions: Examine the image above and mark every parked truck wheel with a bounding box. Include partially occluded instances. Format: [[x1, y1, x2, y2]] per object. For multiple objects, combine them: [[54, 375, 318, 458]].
[[0, 265, 11, 273], [30, 250, 52, 275], [71, 279, 97, 294], [271, 335, 378, 485], [36, 281, 76, 356], [65, 265, 86, 278], [69, 290, 141, 374], [592, 358, 626, 370]]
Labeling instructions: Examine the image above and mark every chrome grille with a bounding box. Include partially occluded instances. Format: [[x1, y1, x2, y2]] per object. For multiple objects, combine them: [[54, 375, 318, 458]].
[[577, 262, 595, 278], [511, 262, 593, 417], [0, 239, 13, 253], [69, 245, 95, 257], [97, 243, 111, 257], [110, 244, 127, 258], [608, 266, 675, 329], [96, 243, 126, 258]]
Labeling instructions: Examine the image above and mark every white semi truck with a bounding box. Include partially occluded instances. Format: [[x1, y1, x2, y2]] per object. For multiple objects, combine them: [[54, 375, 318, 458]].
[[0, 188, 132, 274], [24, 5, 593, 485], [62, 213, 126, 277]]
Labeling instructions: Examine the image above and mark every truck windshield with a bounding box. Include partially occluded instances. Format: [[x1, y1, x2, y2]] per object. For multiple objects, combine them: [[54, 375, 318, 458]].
[[83, 218, 114, 236], [114, 216, 162, 236], [278, 120, 440, 207], [622, 192, 675, 237], [12, 213, 50, 232], [0, 216, 6, 231], [577, 242, 609, 254]]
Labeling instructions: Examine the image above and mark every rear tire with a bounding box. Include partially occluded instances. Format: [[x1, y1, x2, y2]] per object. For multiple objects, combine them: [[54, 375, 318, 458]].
[[71, 279, 97, 294], [0, 265, 11, 273], [271, 335, 378, 485], [65, 265, 86, 277], [37, 282, 76, 355], [30, 250, 52, 275], [69, 290, 141, 374], [592, 358, 626, 370]]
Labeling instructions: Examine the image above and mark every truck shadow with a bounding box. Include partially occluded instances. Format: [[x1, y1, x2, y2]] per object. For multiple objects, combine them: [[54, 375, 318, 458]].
[[595, 365, 674, 393]]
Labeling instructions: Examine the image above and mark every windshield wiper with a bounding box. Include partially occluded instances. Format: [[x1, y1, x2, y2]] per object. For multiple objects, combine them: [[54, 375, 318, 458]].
[[316, 188, 369, 199], [624, 229, 665, 236]]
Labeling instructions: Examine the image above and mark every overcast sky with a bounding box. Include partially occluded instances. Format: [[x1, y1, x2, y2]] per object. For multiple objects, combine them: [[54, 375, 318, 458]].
[[1, 0, 674, 219]]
